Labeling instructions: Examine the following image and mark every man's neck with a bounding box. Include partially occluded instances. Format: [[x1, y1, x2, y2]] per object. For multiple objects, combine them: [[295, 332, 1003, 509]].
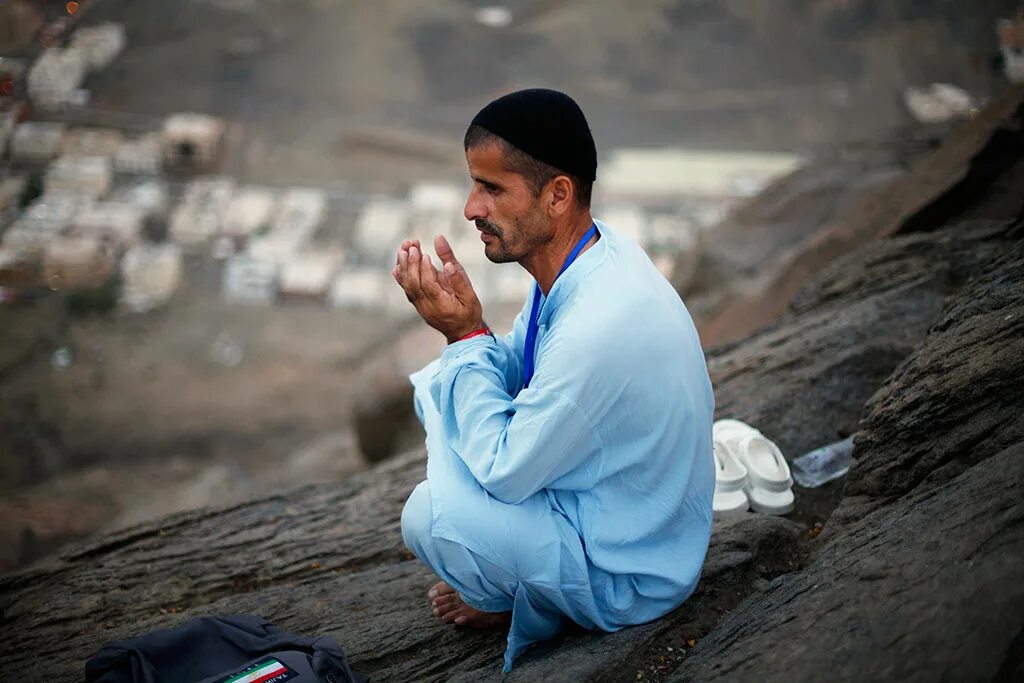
[[523, 212, 596, 295]]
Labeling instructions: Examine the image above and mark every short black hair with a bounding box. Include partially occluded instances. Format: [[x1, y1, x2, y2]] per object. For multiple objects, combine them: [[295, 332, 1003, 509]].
[[464, 124, 593, 209]]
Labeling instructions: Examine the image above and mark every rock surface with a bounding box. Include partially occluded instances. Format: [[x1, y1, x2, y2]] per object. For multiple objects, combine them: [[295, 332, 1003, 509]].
[[672, 232, 1024, 683], [0, 447, 803, 681], [690, 86, 1024, 347], [708, 220, 1019, 525]]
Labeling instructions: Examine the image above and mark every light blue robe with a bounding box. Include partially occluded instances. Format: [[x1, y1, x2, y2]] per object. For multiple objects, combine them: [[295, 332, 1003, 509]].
[[401, 219, 715, 671]]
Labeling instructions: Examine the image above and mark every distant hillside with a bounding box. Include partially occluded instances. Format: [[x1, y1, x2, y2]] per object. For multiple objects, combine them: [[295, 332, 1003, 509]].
[[74, 0, 1020, 183]]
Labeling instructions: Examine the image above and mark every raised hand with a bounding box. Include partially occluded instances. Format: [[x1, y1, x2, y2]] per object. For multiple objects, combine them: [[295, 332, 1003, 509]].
[[393, 236, 484, 343]]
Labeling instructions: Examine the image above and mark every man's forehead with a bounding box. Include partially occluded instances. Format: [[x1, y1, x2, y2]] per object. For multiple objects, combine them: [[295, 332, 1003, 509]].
[[465, 141, 504, 169], [466, 143, 517, 184]]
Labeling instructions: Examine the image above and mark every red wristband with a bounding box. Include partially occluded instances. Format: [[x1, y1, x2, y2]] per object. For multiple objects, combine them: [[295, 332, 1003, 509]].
[[454, 327, 491, 343]]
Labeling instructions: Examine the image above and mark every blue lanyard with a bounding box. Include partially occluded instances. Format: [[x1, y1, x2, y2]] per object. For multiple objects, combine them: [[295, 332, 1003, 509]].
[[522, 224, 598, 388]]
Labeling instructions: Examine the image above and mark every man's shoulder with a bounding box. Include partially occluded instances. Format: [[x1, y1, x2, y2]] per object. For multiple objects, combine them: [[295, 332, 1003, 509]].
[[575, 262, 688, 327], [553, 284, 693, 356]]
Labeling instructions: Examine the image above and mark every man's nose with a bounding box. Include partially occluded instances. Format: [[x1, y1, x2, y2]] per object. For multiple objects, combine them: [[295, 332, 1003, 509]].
[[464, 187, 485, 222]]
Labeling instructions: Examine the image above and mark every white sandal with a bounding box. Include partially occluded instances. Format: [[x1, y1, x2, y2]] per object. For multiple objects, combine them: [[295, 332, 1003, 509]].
[[712, 439, 750, 518], [735, 433, 794, 515], [713, 419, 795, 516]]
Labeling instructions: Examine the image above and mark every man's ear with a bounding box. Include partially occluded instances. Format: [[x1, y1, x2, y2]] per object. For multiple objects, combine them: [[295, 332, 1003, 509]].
[[546, 175, 575, 218]]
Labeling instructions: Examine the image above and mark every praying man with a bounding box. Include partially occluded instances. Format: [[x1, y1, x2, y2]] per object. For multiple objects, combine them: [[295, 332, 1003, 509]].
[[392, 88, 715, 671]]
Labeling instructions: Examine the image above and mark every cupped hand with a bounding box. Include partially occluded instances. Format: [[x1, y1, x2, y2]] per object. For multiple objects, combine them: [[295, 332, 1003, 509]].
[[393, 235, 484, 342]]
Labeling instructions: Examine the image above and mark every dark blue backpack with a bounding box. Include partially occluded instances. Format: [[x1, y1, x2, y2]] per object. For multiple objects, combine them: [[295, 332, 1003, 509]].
[[85, 614, 366, 683]]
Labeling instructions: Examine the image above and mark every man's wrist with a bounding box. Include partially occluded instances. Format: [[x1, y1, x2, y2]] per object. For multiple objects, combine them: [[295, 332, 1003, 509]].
[[447, 322, 491, 344]]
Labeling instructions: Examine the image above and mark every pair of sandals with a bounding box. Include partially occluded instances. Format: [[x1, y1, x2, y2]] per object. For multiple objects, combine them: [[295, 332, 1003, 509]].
[[712, 419, 794, 517]]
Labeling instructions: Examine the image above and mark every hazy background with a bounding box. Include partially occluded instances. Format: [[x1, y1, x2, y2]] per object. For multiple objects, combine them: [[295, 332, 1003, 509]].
[[81, 0, 1008, 185]]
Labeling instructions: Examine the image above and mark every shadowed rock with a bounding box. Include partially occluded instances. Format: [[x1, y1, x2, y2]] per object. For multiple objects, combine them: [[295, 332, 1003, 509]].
[[670, 237, 1024, 682], [709, 220, 1019, 524]]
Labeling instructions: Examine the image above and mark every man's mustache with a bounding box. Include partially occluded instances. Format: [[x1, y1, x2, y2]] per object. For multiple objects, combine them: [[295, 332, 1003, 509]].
[[475, 219, 502, 237]]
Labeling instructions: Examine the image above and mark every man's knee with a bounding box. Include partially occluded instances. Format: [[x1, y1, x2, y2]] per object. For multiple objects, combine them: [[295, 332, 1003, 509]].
[[401, 480, 432, 558]]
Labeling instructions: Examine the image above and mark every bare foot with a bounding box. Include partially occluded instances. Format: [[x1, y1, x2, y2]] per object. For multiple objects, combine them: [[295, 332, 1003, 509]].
[[428, 581, 511, 628]]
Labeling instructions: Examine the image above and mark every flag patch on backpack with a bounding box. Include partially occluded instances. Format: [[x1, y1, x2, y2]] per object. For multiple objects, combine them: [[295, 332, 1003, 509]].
[[220, 658, 296, 683]]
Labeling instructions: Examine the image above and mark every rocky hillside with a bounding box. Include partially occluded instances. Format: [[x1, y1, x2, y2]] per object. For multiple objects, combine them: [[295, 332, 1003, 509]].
[[683, 84, 1024, 347], [1, 92, 1022, 681]]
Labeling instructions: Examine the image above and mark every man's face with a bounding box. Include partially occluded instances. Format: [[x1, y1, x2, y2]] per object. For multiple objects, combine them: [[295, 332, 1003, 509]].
[[463, 142, 550, 264]]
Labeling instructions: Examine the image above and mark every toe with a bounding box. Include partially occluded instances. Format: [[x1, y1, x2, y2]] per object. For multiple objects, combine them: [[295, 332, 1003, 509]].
[[436, 600, 460, 617], [432, 594, 458, 609], [428, 581, 454, 599]]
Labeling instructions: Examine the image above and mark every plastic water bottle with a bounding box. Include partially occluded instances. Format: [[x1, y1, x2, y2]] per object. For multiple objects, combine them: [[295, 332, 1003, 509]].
[[792, 436, 856, 488]]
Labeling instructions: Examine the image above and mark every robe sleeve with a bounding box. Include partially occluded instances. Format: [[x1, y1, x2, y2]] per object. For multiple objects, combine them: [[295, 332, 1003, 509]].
[[488, 305, 527, 395], [429, 333, 604, 504]]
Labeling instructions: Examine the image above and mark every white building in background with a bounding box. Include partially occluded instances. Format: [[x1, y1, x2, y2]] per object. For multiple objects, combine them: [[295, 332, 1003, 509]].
[[115, 133, 162, 175], [903, 83, 976, 125], [220, 186, 329, 304], [120, 243, 182, 312], [72, 201, 145, 248], [407, 181, 466, 245], [1, 225, 56, 254], [328, 267, 386, 310], [354, 183, 469, 261], [62, 128, 123, 158], [222, 254, 278, 305], [70, 23, 126, 72], [488, 264, 533, 304], [22, 193, 93, 230], [474, 6, 513, 28], [329, 260, 416, 316], [112, 179, 170, 219], [271, 187, 326, 244], [27, 47, 88, 109], [599, 204, 648, 246], [591, 146, 804, 279], [222, 187, 277, 241], [246, 234, 302, 265], [446, 224, 487, 267], [43, 236, 116, 290], [162, 113, 224, 171], [3, 193, 95, 253], [599, 148, 802, 203], [279, 252, 341, 302], [10, 122, 66, 163], [354, 197, 409, 259], [409, 182, 464, 214], [45, 155, 113, 198], [169, 176, 235, 246]]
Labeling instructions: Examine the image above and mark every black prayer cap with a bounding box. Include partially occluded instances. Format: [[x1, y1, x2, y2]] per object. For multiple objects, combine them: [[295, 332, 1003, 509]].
[[469, 88, 597, 182]]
